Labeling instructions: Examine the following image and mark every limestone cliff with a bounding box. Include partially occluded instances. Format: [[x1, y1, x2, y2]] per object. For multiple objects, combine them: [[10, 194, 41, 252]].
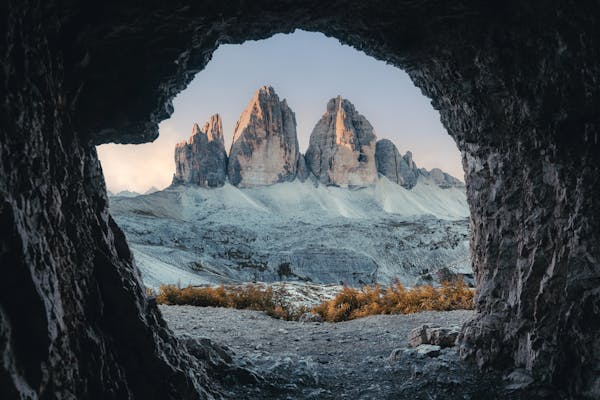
[[228, 86, 300, 187], [305, 97, 378, 187], [173, 114, 227, 187]]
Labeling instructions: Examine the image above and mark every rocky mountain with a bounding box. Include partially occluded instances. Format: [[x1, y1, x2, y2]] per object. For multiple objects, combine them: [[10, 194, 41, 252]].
[[228, 86, 300, 187], [305, 96, 378, 187], [173, 114, 228, 187], [110, 179, 471, 289], [115, 87, 472, 289], [170, 88, 463, 192], [375, 139, 463, 189]]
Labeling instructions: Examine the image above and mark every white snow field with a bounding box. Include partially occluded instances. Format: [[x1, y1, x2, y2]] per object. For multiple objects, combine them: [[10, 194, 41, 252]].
[[110, 177, 471, 289]]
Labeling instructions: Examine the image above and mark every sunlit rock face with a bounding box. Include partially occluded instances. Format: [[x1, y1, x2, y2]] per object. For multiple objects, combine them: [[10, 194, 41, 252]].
[[173, 114, 227, 187], [305, 97, 378, 187], [228, 86, 300, 187], [375, 139, 464, 189]]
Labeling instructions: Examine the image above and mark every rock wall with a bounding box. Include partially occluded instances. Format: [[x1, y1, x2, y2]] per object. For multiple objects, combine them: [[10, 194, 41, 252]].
[[305, 97, 378, 187], [173, 114, 227, 187], [228, 86, 300, 187], [2, 1, 599, 399], [0, 4, 220, 398]]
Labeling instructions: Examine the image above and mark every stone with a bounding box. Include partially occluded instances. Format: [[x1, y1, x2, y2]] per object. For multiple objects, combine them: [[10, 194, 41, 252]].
[[409, 325, 460, 348], [173, 114, 227, 187], [299, 312, 323, 323], [408, 324, 433, 348], [427, 327, 460, 348], [305, 97, 378, 187], [416, 344, 442, 358], [228, 86, 300, 187]]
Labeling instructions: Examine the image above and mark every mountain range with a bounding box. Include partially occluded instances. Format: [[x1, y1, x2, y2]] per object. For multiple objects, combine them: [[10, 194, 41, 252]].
[[109, 86, 471, 288]]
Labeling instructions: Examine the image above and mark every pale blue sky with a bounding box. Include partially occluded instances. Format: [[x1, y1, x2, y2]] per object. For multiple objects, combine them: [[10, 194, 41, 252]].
[[98, 30, 463, 193]]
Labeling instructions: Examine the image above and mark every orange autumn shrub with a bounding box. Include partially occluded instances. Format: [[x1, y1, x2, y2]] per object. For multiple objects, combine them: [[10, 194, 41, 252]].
[[154, 279, 474, 323], [312, 279, 474, 322]]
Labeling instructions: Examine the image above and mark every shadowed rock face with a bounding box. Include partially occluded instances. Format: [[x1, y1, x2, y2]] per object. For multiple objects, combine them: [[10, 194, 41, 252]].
[[173, 114, 227, 187], [228, 86, 300, 187], [305, 97, 378, 187], [375, 140, 464, 189], [2, 1, 599, 399], [375, 139, 419, 188]]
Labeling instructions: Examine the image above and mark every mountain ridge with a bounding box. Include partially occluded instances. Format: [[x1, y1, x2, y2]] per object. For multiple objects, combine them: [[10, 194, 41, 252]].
[[170, 86, 464, 191]]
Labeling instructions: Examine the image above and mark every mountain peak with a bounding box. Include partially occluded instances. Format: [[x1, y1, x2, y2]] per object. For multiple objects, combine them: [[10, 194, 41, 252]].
[[173, 114, 228, 187], [202, 113, 224, 144], [305, 97, 378, 187], [228, 86, 300, 187]]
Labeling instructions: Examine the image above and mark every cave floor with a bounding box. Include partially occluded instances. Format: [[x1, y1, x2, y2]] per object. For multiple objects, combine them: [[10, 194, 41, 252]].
[[160, 306, 528, 399]]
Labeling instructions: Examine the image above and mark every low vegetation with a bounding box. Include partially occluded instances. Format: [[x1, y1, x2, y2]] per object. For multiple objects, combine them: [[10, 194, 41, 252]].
[[154, 284, 308, 320], [312, 280, 474, 322], [153, 280, 474, 322]]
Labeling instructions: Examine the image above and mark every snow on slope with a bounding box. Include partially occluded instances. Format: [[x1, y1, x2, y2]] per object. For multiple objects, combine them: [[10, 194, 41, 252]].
[[111, 178, 471, 289]]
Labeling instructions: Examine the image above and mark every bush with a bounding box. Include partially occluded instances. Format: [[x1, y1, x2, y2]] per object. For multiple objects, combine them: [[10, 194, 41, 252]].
[[155, 284, 308, 321], [154, 280, 474, 323], [312, 279, 474, 322]]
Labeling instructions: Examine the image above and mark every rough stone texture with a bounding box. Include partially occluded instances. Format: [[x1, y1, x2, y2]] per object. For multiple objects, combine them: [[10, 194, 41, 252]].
[[228, 86, 300, 187], [162, 307, 536, 399], [0, 4, 227, 399], [416, 344, 442, 357], [2, 1, 600, 399], [375, 139, 463, 189], [173, 114, 227, 187], [305, 97, 378, 187]]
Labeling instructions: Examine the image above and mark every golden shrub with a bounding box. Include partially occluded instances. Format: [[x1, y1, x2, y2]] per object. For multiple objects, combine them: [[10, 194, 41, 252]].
[[155, 279, 474, 323], [312, 279, 474, 322]]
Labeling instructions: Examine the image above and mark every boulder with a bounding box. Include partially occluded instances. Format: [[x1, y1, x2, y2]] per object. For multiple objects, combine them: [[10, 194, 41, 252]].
[[408, 324, 460, 348], [416, 344, 442, 358]]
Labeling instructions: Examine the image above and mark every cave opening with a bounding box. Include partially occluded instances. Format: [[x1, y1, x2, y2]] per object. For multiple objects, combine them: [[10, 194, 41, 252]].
[[97, 29, 471, 291], [3, 2, 599, 399], [94, 30, 479, 398]]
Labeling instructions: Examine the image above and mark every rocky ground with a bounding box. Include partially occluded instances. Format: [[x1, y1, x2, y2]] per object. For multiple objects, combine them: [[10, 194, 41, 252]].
[[161, 306, 532, 399]]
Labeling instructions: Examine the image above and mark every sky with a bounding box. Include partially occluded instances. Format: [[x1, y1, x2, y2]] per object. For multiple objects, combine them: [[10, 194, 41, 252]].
[[97, 30, 463, 194]]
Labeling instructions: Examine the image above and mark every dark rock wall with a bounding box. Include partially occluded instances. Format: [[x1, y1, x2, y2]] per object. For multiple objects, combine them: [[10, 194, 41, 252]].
[[2, 0, 599, 398], [0, 2, 218, 399]]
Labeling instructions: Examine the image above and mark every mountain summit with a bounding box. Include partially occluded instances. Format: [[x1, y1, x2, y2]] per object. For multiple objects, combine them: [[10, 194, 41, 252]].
[[228, 86, 301, 187], [305, 96, 378, 187], [173, 114, 227, 187], [171, 86, 463, 191]]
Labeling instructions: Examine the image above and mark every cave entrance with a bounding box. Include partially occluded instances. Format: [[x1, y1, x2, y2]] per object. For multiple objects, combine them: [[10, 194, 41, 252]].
[[97, 29, 471, 293], [95, 31, 477, 396]]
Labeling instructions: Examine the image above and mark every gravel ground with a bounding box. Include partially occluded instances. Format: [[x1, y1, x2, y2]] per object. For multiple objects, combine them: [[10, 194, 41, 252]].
[[160, 306, 532, 399]]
